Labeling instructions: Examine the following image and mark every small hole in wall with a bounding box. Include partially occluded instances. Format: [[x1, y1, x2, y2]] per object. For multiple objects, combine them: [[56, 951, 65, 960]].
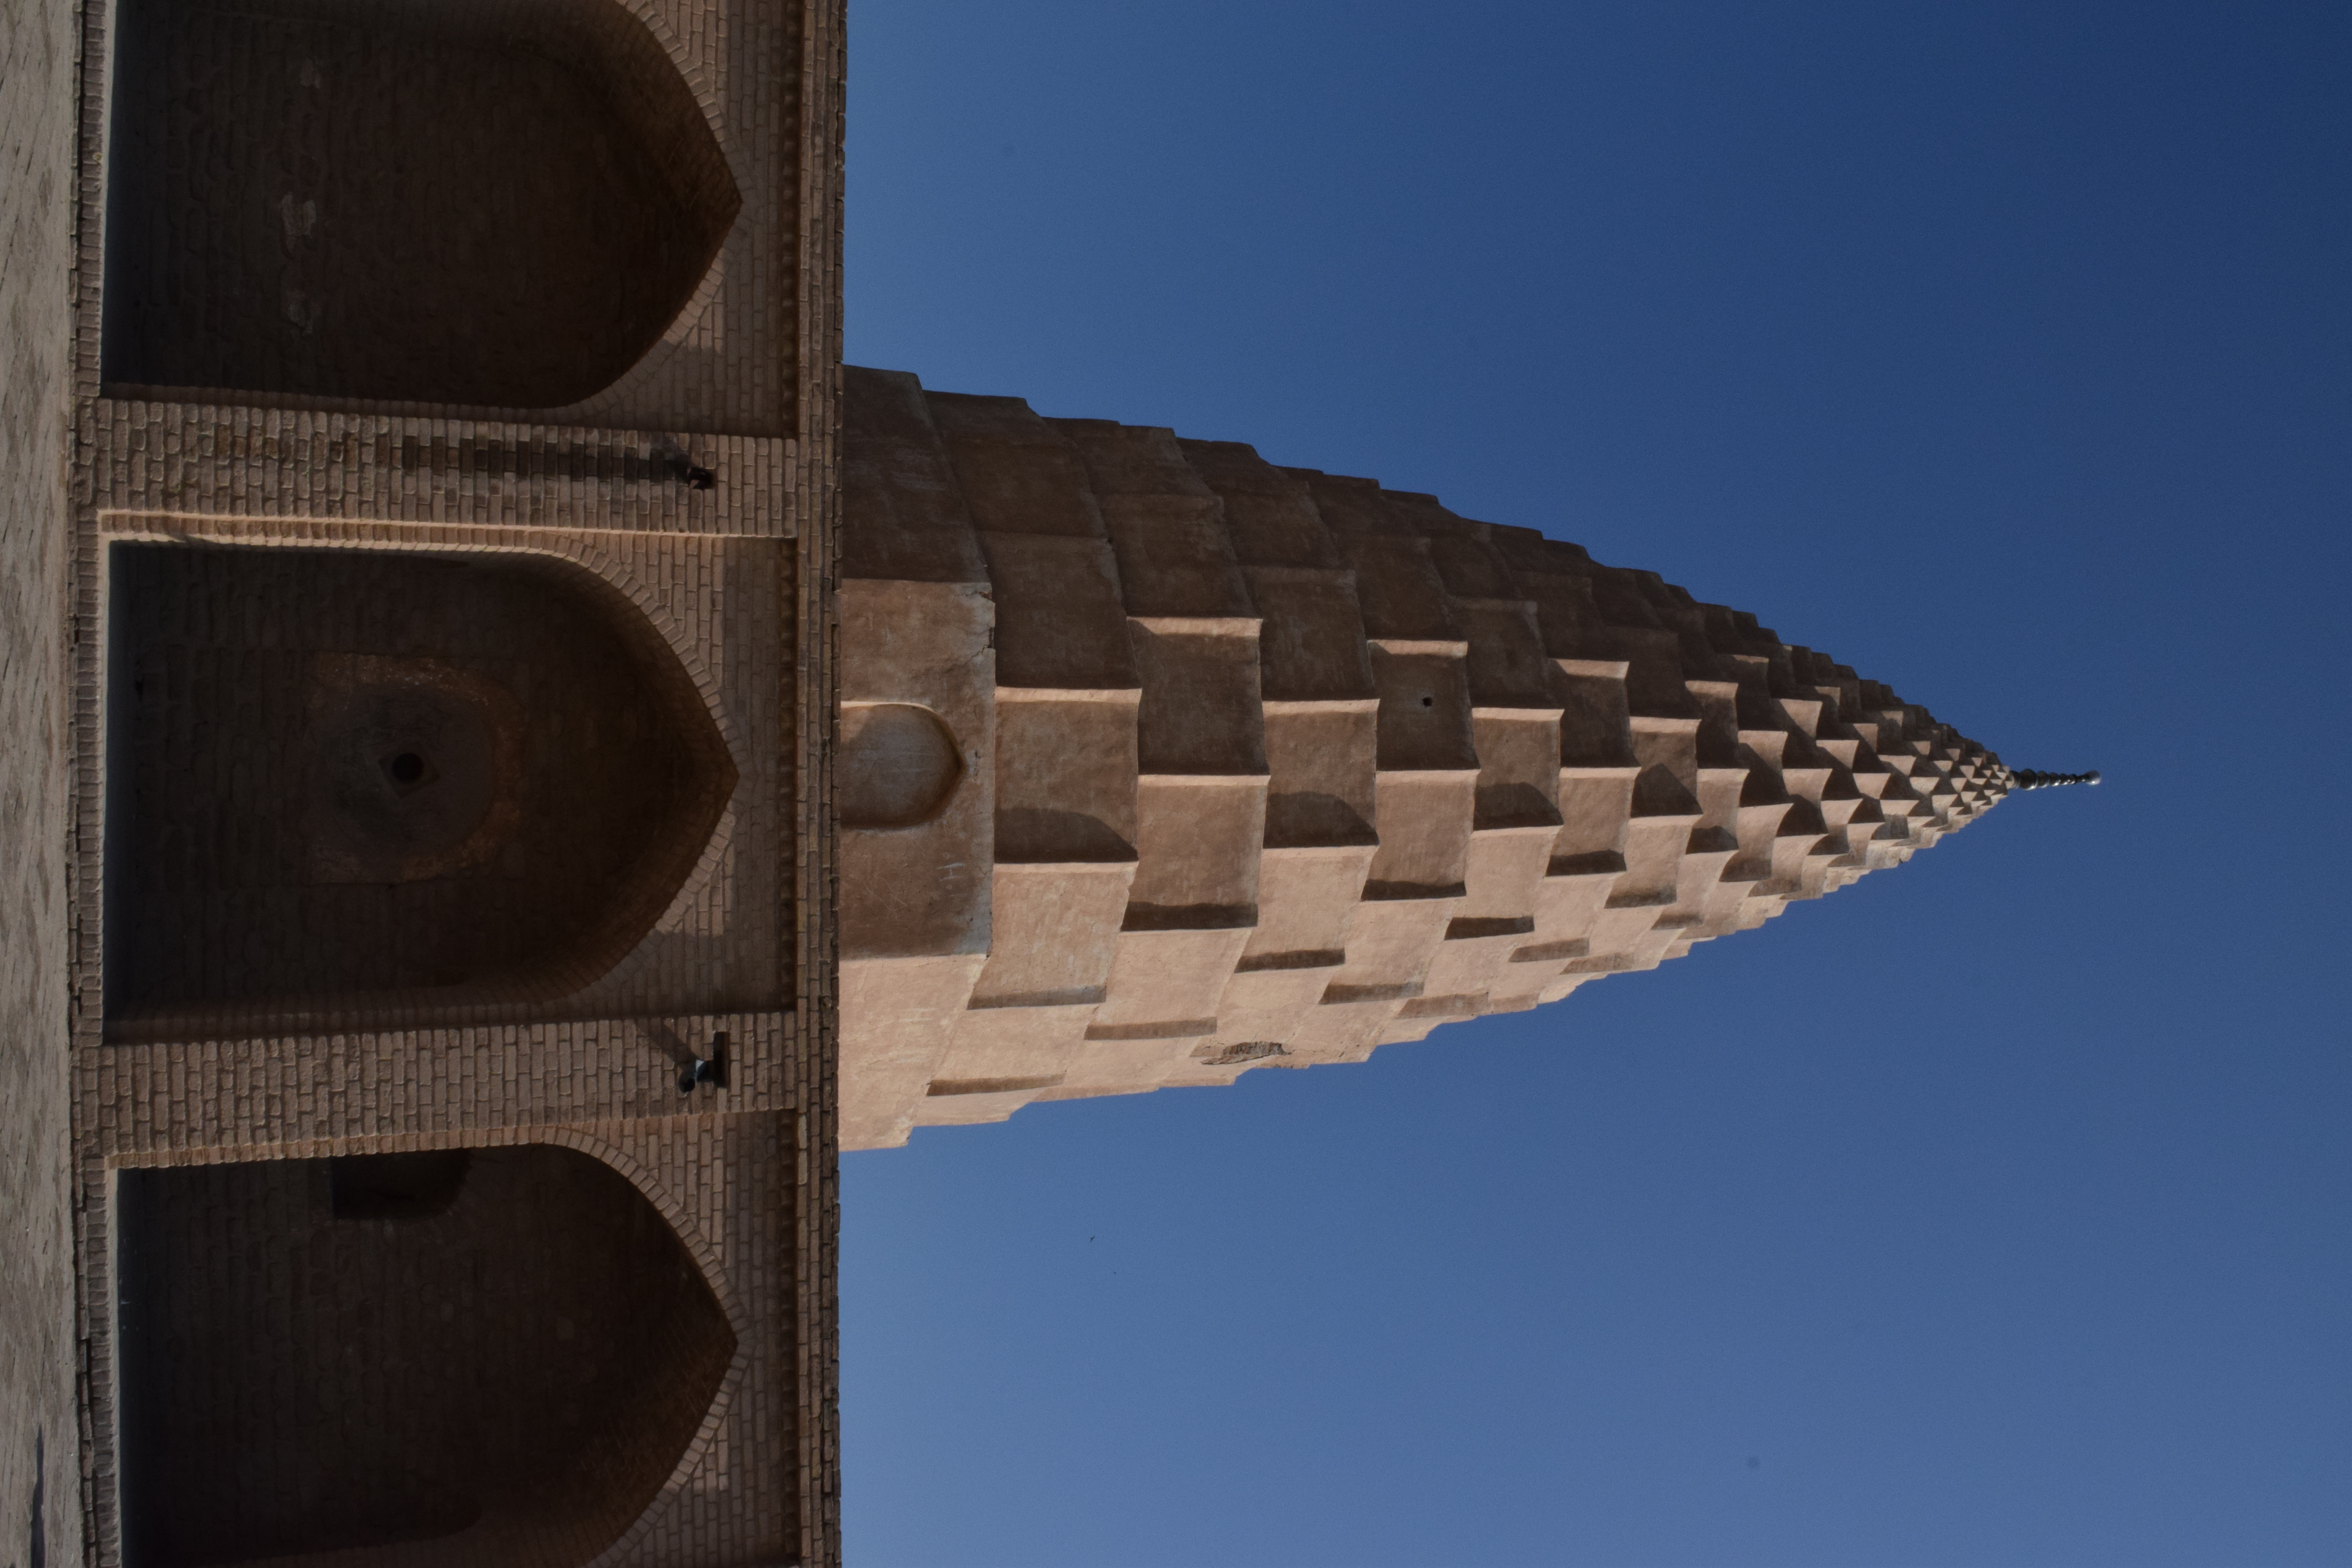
[[376, 748, 440, 797], [1420, 695, 1434, 708]]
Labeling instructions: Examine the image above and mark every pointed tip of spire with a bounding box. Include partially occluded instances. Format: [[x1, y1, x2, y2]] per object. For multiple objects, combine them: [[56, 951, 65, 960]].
[[2012, 769, 2102, 791]]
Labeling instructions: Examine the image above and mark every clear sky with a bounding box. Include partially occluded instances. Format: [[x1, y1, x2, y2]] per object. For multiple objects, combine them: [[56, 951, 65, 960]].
[[838, 4, 2352, 1564]]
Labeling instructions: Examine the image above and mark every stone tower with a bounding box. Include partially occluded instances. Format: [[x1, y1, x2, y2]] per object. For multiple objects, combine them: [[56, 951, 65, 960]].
[[837, 367, 2012, 1150]]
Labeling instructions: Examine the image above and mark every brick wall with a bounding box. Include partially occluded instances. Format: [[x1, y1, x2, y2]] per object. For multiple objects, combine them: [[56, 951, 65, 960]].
[[49, 0, 847, 1558], [105, 544, 751, 1031], [103, 0, 739, 411], [88, 509, 795, 1044], [786, 0, 844, 1555], [0, 0, 84, 1561], [117, 1143, 738, 1568], [94, 0, 802, 438]]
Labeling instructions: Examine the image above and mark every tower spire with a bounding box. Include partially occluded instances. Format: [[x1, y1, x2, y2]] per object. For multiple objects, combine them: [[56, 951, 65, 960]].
[[835, 365, 2030, 1149]]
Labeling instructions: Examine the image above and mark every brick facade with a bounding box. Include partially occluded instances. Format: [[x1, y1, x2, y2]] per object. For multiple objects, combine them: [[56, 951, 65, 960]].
[[37, 0, 845, 1563], [116, 1143, 746, 1568], [2, 0, 84, 1560]]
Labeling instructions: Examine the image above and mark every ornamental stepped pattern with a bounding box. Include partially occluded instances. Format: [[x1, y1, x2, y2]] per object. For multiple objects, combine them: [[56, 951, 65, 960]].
[[837, 366, 2011, 1150]]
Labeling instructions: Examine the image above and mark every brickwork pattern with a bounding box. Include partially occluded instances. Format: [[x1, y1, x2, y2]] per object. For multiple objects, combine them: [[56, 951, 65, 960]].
[[104, 0, 739, 412], [117, 1145, 738, 1568], [785, 0, 843, 1546], [94, 0, 804, 437], [66, 1009, 815, 1568], [837, 368, 2013, 1148], [88, 514, 791, 1042], [1, 0, 85, 1561], [82, 1112, 803, 1568], [106, 544, 745, 1029], [84, 1010, 798, 1160], [75, 401, 796, 534], [49, 0, 846, 1559]]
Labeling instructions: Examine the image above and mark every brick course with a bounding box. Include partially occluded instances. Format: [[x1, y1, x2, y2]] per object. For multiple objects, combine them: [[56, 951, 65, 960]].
[[1, 0, 83, 1560], [29, 0, 846, 1561]]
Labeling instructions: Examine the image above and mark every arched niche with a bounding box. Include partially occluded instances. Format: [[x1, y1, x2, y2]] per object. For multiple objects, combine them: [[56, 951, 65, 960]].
[[103, 543, 737, 1038], [840, 702, 965, 829], [116, 1144, 737, 1568], [101, 0, 740, 409]]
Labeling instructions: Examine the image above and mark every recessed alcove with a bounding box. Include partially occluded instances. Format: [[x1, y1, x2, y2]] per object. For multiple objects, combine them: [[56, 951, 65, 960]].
[[103, 544, 738, 1035], [116, 1145, 736, 1568], [840, 702, 964, 828], [101, 0, 740, 408]]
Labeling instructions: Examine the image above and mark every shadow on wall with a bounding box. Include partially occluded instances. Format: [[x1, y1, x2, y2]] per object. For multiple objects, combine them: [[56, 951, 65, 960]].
[[103, 543, 739, 1040], [100, 0, 739, 408], [115, 1145, 735, 1568], [25, 1428, 45, 1568]]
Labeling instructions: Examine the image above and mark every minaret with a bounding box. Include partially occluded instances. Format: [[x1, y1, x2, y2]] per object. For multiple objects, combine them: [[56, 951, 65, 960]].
[[838, 367, 2017, 1150]]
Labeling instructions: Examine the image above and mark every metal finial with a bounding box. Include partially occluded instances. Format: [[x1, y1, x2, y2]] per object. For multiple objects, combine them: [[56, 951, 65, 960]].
[[2011, 769, 2102, 791]]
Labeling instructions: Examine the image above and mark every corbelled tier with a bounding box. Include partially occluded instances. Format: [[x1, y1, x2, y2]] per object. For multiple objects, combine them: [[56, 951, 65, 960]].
[[838, 367, 2011, 1149]]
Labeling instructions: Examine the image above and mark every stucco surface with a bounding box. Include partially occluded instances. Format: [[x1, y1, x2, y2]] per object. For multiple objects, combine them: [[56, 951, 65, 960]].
[[1, 0, 81, 1561], [836, 368, 2014, 1150]]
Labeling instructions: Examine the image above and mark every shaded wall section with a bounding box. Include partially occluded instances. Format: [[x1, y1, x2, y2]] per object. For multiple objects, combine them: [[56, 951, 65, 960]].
[[104, 544, 737, 1038], [0, 0, 83, 1560], [102, 0, 739, 409], [116, 1145, 735, 1568]]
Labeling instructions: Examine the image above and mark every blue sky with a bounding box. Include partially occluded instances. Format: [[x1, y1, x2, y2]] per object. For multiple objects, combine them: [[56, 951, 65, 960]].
[[839, 4, 2352, 1563]]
